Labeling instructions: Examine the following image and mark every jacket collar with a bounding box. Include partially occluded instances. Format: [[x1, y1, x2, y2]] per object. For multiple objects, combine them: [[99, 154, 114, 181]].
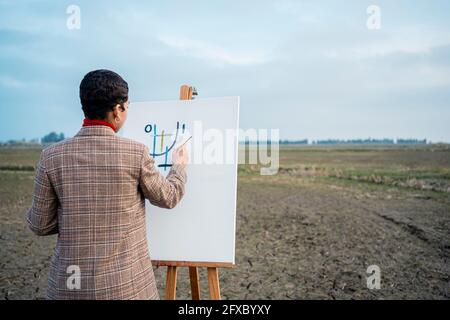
[[75, 126, 116, 137]]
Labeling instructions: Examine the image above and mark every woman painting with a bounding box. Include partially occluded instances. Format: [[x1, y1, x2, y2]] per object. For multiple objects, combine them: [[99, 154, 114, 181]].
[[27, 69, 188, 299]]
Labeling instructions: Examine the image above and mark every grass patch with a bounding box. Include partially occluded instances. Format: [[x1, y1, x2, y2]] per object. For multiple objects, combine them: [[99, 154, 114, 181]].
[[0, 165, 35, 171]]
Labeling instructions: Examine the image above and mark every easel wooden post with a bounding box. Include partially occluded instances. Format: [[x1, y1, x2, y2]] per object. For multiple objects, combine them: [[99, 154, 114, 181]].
[[152, 85, 234, 300]]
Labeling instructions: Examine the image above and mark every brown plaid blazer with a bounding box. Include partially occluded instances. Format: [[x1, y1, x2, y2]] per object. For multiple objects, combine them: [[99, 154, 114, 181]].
[[26, 125, 187, 300]]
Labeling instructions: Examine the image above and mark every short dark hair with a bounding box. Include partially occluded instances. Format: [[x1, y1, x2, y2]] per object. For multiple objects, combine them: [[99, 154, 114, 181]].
[[80, 69, 128, 120]]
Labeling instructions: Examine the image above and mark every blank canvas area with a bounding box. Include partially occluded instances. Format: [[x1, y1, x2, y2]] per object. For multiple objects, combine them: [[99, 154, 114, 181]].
[[123, 97, 239, 264]]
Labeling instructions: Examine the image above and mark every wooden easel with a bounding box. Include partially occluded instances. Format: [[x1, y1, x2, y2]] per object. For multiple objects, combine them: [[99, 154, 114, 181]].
[[152, 85, 234, 300]]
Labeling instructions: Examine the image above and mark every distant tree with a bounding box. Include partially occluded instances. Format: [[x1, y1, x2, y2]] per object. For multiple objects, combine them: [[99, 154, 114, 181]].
[[42, 132, 65, 144], [397, 138, 427, 145]]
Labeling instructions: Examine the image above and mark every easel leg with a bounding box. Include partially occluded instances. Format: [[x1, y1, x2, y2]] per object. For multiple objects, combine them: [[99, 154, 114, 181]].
[[166, 266, 178, 300], [189, 266, 201, 300], [207, 267, 221, 300]]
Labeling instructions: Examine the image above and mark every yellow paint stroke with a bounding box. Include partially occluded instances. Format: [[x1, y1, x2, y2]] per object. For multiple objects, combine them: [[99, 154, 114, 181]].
[[160, 130, 165, 152]]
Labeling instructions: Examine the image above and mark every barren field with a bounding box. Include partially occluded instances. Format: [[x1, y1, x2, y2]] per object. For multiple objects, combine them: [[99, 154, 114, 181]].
[[1, 145, 449, 299]]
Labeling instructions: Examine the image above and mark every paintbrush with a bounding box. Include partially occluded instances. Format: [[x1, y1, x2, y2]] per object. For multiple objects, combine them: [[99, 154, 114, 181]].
[[177, 135, 192, 149]]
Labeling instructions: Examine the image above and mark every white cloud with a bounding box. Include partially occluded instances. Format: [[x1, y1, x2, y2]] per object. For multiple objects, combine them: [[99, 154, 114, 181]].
[[0, 75, 26, 88], [157, 35, 270, 66], [329, 26, 450, 60]]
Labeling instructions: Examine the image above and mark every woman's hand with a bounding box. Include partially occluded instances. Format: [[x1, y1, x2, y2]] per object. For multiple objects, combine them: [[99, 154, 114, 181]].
[[172, 145, 189, 168]]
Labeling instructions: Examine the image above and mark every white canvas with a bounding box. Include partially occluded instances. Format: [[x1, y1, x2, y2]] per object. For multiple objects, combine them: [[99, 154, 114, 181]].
[[122, 96, 239, 264]]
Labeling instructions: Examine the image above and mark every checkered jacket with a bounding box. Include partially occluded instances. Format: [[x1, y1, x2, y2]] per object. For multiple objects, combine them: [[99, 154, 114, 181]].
[[26, 125, 187, 299]]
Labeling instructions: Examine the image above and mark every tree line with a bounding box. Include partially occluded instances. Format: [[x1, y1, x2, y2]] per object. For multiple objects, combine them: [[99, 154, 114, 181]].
[[0, 132, 65, 146]]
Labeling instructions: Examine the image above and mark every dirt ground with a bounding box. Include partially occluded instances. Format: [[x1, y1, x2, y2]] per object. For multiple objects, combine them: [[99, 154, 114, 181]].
[[1, 146, 449, 299]]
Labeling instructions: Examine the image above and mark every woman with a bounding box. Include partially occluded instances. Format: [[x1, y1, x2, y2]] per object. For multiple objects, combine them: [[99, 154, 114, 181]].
[[27, 69, 188, 299]]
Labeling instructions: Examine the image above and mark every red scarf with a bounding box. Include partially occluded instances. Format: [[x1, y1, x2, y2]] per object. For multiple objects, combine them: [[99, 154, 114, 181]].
[[82, 118, 117, 132]]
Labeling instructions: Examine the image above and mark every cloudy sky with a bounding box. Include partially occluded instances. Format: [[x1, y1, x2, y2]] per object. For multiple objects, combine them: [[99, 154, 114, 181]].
[[1, 0, 450, 142]]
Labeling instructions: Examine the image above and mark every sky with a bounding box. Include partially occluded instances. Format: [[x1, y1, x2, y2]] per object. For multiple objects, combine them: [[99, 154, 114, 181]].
[[0, 0, 450, 142]]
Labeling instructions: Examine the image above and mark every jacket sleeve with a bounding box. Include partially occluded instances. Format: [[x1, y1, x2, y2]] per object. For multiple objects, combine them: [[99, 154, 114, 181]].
[[26, 152, 58, 236], [139, 146, 187, 209]]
